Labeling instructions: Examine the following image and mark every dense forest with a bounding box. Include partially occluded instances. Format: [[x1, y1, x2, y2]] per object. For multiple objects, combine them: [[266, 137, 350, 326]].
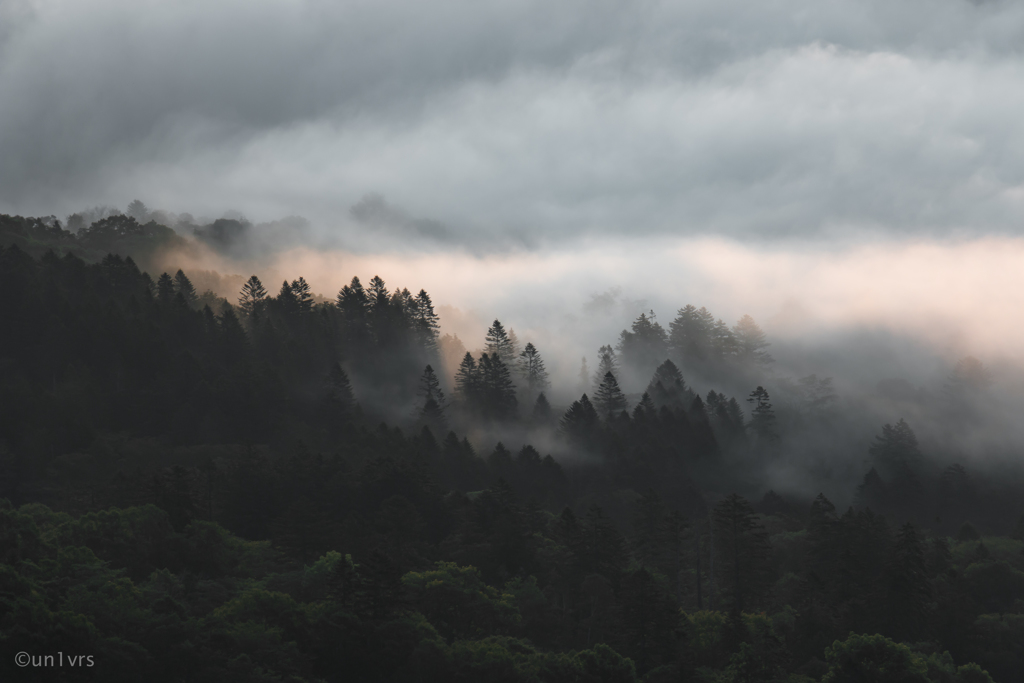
[[2, 211, 1024, 683]]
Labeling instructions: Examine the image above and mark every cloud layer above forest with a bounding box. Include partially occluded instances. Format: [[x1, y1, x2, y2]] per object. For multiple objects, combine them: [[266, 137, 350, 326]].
[[4, 0, 1024, 248]]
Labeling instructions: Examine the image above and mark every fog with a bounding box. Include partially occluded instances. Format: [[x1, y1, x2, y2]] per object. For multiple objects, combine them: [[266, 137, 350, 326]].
[[5, 0, 1024, 502]]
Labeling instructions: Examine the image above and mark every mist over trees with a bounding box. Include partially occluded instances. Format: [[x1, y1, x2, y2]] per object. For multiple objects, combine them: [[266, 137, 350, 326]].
[[1, 210, 1023, 682]]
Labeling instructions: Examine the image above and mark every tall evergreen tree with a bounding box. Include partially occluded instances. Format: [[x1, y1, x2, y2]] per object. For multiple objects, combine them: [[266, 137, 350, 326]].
[[157, 272, 176, 304], [418, 365, 447, 410], [291, 276, 313, 312], [561, 394, 599, 441], [238, 274, 268, 321], [669, 304, 715, 366], [454, 352, 480, 405], [618, 311, 668, 379], [733, 314, 772, 365], [324, 363, 355, 422], [747, 386, 778, 444], [593, 345, 619, 390], [518, 342, 551, 398], [885, 522, 932, 642], [647, 359, 688, 407], [336, 276, 370, 352], [713, 494, 771, 612], [173, 269, 198, 307], [594, 371, 627, 419], [478, 352, 517, 420], [412, 289, 441, 356], [485, 320, 516, 365]]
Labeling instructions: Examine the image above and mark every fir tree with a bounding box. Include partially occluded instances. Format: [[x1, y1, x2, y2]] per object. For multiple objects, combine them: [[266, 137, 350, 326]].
[[324, 363, 356, 421], [532, 392, 552, 421], [238, 274, 268, 321], [593, 345, 619, 389], [291, 276, 313, 312], [594, 371, 627, 419], [485, 319, 516, 365], [157, 272, 176, 304], [478, 352, 517, 420], [713, 494, 771, 612], [173, 269, 198, 307], [560, 394, 599, 441], [412, 289, 441, 356], [518, 342, 551, 398], [747, 386, 778, 444], [733, 314, 772, 365], [454, 352, 480, 404]]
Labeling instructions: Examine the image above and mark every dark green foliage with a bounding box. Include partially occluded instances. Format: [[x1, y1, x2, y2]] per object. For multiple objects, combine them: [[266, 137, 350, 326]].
[[594, 371, 628, 419], [0, 244, 1016, 682], [712, 494, 771, 612]]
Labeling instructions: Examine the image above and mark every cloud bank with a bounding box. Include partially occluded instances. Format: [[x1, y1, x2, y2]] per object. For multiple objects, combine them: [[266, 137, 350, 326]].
[[3, 0, 1024, 248]]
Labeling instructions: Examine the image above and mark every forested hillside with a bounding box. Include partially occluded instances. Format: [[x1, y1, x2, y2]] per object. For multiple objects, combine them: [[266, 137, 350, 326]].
[[2, 216, 1023, 682]]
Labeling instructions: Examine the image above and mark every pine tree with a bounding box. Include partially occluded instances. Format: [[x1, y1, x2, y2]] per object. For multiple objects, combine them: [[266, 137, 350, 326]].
[[532, 393, 552, 421], [578, 356, 589, 394], [594, 371, 627, 419], [747, 386, 778, 444], [157, 272, 176, 304], [336, 276, 370, 350], [713, 494, 771, 612], [278, 280, 298, 313], [291, 276, 313, 312], [485, 320, 516, 365], [632, 392, 656, 421], [618, 311, 669, 380], [733, 314, 773, 365], [885, 522, 931, 642], [418, 364, 446, 406], [669, 304, 714, 366], [173, 269, 198, 307], [454, 352, 480, 404], [507, 328, 522, 359], [560, 394, 599, 444], [518, 342, 551, 398], [478, 352, 517, 420], [869, 419, 922, 478], [413, 289, 441, 356], [324, 363, 355, 421], [646, 359, 688, 407], [593, 345, 619, 389], [238, 275, 268, 321]]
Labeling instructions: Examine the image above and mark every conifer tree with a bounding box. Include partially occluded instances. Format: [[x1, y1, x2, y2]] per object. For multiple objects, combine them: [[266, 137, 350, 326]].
[[479, 352, 517, 420], [632, 392, 656, 421], [412, 289, 441, 356], [485, 319, 516, 365], [278, 280, 298, 313], [747, 386, 778, 444], [336, 276, 370, 350], [733, 314, 773, 365], [869, 419, 921, 477], [454, 352, 480, 404], [507, 328, 521, 359], [713, 494, 771, 612], [577, 356, 589, 394], [157, 272, 176, 304], [291, 276, 313, 312], [532, 392, 552, 421], [885, 522, 931, 642], [173, 269, 198, 307], [617, 311, 668, 379], [419, 364, 445, 404], [646, 359, 688, 406], [594, 371, 627, 419], [238, 274, 268, 321], [560, 394, 599, 441], [518, 342, 551, 398], [669, 304, 714, 366], [593, 345, 619, 389], [324, 363, 355, 421]]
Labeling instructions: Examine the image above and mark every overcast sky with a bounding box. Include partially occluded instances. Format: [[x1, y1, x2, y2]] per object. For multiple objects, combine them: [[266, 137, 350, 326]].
[[3, 0, 1024, 249]]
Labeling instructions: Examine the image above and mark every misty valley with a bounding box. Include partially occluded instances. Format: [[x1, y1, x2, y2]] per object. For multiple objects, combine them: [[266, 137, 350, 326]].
[[2, 211, 1023, 683]]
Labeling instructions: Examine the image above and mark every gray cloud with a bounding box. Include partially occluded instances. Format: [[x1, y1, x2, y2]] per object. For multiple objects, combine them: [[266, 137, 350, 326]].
[[3, 0, 1024, 246]]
